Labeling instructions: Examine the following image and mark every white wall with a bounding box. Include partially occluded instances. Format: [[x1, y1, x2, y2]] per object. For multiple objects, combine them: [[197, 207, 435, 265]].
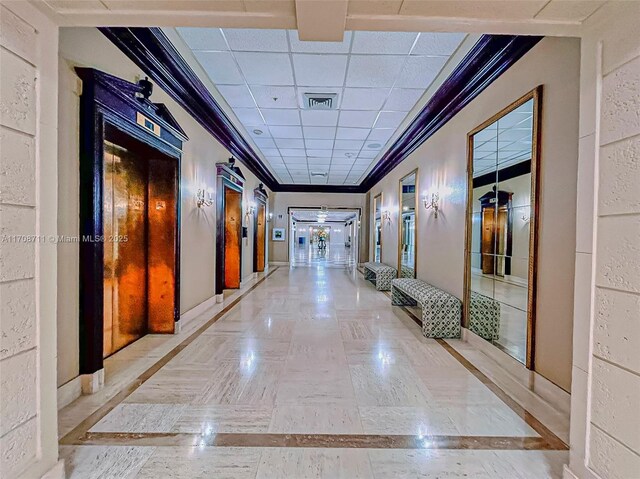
[[269, 192, 365, 263], [566, 2, 640, 478], [0, 3, 62, 478], [56, 27, 270, 388], [367, 37, 580, 392]]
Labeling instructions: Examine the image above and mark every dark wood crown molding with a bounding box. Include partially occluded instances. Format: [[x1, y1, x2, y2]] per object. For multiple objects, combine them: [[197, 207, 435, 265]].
[[100, 28, 541, 194]]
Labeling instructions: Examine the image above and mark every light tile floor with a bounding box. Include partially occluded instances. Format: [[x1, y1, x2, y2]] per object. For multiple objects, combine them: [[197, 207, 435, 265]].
[[59, 266, 568, 478]]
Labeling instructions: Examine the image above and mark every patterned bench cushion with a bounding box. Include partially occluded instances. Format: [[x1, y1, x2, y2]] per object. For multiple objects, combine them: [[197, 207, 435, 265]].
[[391, 278, 461, 339], [363, 262, 396, 291], [469, 292, 501, 340], [400, 265, 415, 278]]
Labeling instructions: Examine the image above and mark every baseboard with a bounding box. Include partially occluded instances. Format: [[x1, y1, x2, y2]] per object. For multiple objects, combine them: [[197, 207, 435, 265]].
[[57, 376, 81, 410], [269, 261, 289, 266], [40, 459, 65, 479], [463, 327, 571, 415], [179, 295, 218, 327], [81, 368, 104, 394]]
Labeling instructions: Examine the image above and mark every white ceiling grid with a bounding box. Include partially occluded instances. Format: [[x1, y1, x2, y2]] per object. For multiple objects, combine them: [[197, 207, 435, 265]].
[[177, 28, 466, 185]]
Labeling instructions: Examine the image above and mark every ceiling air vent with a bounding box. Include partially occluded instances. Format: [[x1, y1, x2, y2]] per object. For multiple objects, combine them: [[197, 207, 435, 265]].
[[310, 171, 328, 177], [303, 93, 338, 110]]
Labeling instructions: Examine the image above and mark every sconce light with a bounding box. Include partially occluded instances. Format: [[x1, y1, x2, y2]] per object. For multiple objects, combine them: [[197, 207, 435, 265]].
[[245, 202, 256, 223], [197, 188, 213, 208], [382, 209, 392, 224], [267, 212, 274, 222], [521, 214, 531, 223], [423, 192, 440, 218]]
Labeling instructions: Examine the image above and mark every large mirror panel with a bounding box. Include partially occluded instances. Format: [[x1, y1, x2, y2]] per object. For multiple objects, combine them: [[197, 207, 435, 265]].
[[398, 170, 417, 278], [373, 193, 382, 262], [466, 87, 541, 368]]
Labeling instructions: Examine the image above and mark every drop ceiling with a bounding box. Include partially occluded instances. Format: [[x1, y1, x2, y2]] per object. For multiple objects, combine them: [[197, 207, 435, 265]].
[[176, 28, 466, 185], [291, 209, 358, 222], [472, 99, 534, 178]]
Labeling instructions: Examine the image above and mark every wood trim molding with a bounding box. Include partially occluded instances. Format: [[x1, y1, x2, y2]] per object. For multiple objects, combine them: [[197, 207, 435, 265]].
[[100, 28, 541, 193]]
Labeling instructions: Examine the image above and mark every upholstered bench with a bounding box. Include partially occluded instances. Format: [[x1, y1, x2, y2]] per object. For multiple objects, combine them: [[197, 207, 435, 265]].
[[391, 278, 462, 338], [363, 262, 397, 291], [468, 292, 501, 340], [400, 265, 415, 278]]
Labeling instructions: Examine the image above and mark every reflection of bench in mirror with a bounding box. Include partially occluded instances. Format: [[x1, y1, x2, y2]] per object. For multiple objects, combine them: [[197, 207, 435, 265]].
[[391, 278, 461, 338], [468, 292, 501, 340]]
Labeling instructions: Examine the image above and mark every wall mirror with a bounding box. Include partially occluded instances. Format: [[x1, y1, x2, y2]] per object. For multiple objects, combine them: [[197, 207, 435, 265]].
[[373, 193, 382, 262], [398, 170, 418, 278], [465, 86, 541, 368]]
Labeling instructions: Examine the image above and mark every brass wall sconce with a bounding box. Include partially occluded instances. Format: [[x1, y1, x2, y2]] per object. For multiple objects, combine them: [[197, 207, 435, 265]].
[[423, 192, 440, 218], [197, 188, 213, 208], [267, 212, 273, 222], [245, 202, 256, 223], [382, 210, 392, 224]]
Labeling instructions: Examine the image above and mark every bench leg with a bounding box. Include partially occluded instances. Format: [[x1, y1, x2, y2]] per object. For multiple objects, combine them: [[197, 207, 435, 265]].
[[391, 286, 417, 306]]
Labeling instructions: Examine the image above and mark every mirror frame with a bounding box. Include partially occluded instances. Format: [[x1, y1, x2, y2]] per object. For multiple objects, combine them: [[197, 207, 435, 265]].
[[373, 192, 383, 262], [397, 168, 419, 278], [463, 85, 542, 370]]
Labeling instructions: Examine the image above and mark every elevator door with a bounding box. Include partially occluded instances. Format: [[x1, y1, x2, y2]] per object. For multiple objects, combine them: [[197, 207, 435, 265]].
[[103, 142, 148, 358], [481, 205, 508, 276], [256, 203, 266, 272], [224, 187, 242, 289]]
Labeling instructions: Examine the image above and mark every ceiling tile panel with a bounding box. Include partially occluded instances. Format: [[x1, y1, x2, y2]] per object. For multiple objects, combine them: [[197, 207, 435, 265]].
[[261, 108, 300, 125], [367, 128, 395, 142], [280, 148, 306, 156], [303, 126, 337, 139], [233, 107, 264, 125], [395, 55, 448, 88], [385, 88, 424, 111], [336, 127, 370, 140], [177, 27, 228, 51], [235, 52, 294, 85], [306, 149, 333, 158], [275, 138, 305, 148], [194, 51, 244, 84], [269, 125, 303, 138], [338, 110, 379, 128], [352, 31, 418, 54], [293, 54, 349, 87], [250, 85, 298, 109], [341, 88, 390, 110], [223, 28, 288, 52], [216, 85, 255, 107], [346, 55, 406, 87], [253, 137, 277, 148], [305, 139, 334, 149], [411, 32, 466, 56], [301, 110, 340, 127], [375, 111, 407, 129], [333, 139, 365, 150]]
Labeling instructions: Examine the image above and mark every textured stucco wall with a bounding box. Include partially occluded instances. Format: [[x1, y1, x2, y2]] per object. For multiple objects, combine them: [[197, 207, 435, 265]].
[[0, 2, 61, 478]]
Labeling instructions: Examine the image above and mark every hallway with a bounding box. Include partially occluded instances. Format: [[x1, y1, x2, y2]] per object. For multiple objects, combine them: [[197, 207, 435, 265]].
[[58, 266, 566, 478]]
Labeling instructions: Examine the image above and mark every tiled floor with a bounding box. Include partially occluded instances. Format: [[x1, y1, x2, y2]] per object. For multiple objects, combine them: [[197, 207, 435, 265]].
[[291, 243, 356, 268], [59, 266, 568, 478]]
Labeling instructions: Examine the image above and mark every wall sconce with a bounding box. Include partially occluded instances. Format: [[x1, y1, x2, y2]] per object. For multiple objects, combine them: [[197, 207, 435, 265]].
[[382, 209, 392, 224], [196, 188, 213, 208], [521, 214, 531, 223], [423, 192, 440, 218], [267, 212, 274, 222], [245, 202, 256, 223]]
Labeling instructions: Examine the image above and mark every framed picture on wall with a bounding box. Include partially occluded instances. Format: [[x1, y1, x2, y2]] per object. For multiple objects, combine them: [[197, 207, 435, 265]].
[[272, 228, 285, 241]]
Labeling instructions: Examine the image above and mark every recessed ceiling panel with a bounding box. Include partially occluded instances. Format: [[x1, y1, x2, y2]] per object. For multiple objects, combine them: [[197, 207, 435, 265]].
[[177, 28, 468, 185]]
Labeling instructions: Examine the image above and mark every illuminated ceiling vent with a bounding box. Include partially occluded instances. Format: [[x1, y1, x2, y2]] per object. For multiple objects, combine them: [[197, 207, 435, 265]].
[[303, 93, 338, 110]]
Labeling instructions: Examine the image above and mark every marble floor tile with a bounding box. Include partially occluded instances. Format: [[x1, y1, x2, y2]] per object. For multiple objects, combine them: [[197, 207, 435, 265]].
[[349, 363, 431, 407], [134, 447, 262, 479], [60, 445, 155, 479], [256, 448, 374, 479], [90, 403, 186, 433], [358, 406, 458, 436], [269, 404, 363, 434], [445, 405, 539, 437], [172, 405, 273, 433]]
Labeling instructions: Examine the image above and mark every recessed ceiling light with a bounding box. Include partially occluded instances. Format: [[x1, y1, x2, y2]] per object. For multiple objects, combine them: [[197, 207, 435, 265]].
[[367, 143, 381, 149], [253, 129, 263, 135]]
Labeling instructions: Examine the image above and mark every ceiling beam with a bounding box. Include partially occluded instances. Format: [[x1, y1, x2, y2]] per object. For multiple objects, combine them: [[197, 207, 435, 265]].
[[295, 0, 348, 41]]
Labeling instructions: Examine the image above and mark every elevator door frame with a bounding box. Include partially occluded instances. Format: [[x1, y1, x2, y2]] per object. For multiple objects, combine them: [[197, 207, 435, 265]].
[[76, 68, 187, 376], [215, 162, 245, 296], [253, 185, 268, 273]]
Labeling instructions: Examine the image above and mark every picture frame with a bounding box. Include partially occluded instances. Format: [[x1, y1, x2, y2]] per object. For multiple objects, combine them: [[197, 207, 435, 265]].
[[272, 227, 285, 241]]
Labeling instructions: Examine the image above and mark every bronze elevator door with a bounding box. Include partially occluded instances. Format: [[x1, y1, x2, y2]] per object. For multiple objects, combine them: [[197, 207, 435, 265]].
[[481, 206, 508, 276], [103, 142, 148, 358], [256, 204, 266, 272], [224, 187, 242, 289]]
